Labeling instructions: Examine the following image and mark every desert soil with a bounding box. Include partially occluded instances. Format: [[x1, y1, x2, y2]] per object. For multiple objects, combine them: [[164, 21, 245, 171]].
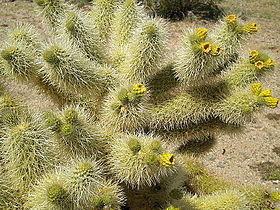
[[0, 0, 279, 206]]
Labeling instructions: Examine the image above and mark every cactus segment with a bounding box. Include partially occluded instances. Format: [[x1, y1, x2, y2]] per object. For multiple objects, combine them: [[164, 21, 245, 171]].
[[91, 0, 117, 40], [108, 134, 177, 188], [34, 0, 67, 29], [174, 28, 224, 85], [1, 45, 38, 81], [101, 83, 150, 132], [2, 116, 56, 191], [61, 10, 107, 63], [41, 41, 109, 96], [122, 19, 168, 83]]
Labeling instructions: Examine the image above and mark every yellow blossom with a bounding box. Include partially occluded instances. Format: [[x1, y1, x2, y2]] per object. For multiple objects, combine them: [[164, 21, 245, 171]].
[[196, 28, 208, 40], [265, 58, 275, 68], [259, 89, 272, 97], [255, 61, 264, 70], [250, 83, 262, 95], [249, 50, 259, 62], [200, 42, 211, 53], [264, 97, 278, 108], [159, 153, 175, 167], [211, 45, 222, 56], [120, 106, 126, 112], [131, 83, 147, 96], [243, 22, 258, 34], [226, 15, 237, 24]]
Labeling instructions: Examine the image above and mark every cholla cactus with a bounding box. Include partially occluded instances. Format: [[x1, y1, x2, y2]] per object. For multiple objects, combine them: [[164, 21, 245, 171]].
[[0, 170, 22, 209], [0, 0, 279, 209], [1, 115, 56, 192]]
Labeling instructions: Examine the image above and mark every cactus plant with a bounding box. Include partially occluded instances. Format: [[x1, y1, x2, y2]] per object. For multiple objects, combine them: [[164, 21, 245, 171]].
[[0, 0, 279, 209]]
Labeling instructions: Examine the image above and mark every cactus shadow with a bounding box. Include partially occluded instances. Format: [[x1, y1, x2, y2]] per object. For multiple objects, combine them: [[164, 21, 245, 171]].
[[176, 135, 216, 155]]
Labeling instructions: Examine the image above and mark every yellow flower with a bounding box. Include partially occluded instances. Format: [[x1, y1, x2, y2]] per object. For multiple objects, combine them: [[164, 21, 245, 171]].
[[200, 42, 211, 53], [131, 83, 147, 96], [255, 61, 264, 70], [243, 22, 258, 34], [259, 89, 272, 97], [265, 58, 275, 68], [120, 106, 126, 112], [249, 50, 259, 62], [159, 153, 175, 167], [226, 15, 237, 24], [250, 83, 262, 96], [270, 192, 280, 202], [211, 45, 222, 56], [196, 28, 208, 40], [264, 97, 278, 108]]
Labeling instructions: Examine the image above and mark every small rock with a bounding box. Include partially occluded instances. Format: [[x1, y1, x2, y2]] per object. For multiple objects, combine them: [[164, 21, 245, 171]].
[[272, 180, 280, 185], [209, 157, 216, 161], [217, 162, 225, 168], [266, 113, 280, 120], [252, 125, 262, 129]]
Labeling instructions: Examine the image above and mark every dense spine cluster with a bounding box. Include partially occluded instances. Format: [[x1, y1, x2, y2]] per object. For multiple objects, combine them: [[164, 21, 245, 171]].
[[0, 0, 279, 209]]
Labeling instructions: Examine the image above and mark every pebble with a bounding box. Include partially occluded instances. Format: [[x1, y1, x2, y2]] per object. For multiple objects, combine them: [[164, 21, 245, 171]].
[[272, 180, 280, 184], [252, 125, 262, 129], [209, 157, 216, 161], [216, 162, 225, 168]]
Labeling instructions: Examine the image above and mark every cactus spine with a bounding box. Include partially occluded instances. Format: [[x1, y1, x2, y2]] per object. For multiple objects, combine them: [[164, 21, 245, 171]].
[[61, 9, 107, 63], [120, 18, 167, 84], [2, 115, 55, 192], [91, 0, 117, 40], [108, 134, 177, 188], [44, 106, 106, 159], [110, 0, 141, 67]]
